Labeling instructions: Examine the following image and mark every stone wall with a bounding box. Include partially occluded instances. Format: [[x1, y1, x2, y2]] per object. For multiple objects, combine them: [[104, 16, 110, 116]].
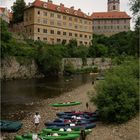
[[62, 58, 111, 72], [0, 57, 44, 80]]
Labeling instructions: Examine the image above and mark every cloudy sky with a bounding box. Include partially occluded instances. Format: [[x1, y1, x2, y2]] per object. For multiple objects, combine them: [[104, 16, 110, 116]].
[[0, 0, 134, 29]]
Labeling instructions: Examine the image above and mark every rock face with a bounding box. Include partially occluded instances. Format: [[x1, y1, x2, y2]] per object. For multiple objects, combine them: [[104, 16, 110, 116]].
[[0, 57, 44, 80]]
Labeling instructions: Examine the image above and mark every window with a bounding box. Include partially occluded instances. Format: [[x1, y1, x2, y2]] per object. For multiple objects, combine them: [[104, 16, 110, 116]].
[[44, 12, 47, 16], [69, 33, 72, 36], [63, 22, 66, 25], [85, 42, 87, 45], [75, 33, 77, 37], [89, 36, 91, 39], [57, 14, 61, 19], [38, 28, 40, 32], [69, 17, 72, 21], [113, 5, 116, 10], [80, 34, 83, 37], [63, 16, 66, 20], [104, 26, 106, 29], [43, 29, 47, 33], [79, 19, 82, 23], [38, 37, 40, 40], [50, 30, 54, 34], [117, 26, 119, 29], [57, 38, 61, 43], [124, 20, 126, 23], [84, 20, 87, 24], [117, 20, 119, 24], [69, 23, 72, 27], [50, 13, 54, 17], [57, 21, 61, 26], [111, 26, 113, 29], [74, 18, 78, 22], [75, 25, 78, 29], [50, 20, 54, 25], [85, 35, 87, 38], [63, 32, 66, 35], [43, 19, 47, 24], [79, 41, 83, 44], [38, 11, 40, 15], [57, 31, 61, 35], [30, 28, 31, 33], [43, 38, 47, 41], [62, 40, 67, 44], [37, 19, 40, 23]]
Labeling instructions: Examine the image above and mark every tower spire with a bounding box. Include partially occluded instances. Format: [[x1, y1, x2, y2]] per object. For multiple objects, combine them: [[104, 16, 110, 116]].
[[108, 0, 120, 12]]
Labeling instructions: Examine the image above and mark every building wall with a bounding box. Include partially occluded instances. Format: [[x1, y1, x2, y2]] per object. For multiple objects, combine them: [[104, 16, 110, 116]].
[[0, 8, 10, 23], [24, 7, 92, 46], [93, 18, 130, 36]]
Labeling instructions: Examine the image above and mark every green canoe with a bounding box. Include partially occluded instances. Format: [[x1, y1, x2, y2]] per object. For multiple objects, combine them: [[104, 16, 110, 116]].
[[15, 132, 79, 140], [50, 102, 81, 107], [42, 128, 92, 135]]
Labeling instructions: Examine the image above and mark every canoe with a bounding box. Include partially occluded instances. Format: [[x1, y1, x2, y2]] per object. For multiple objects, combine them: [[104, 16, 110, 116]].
[[0, 120, 22, 132], [50, 101, 81, 107], [45, 120, 89, 127], [15, 132, 79, 140], [42, 128, 92, 135], [57, 110, 99, 117], [46, 123, 96, 129], [58, 115, 97, 122]]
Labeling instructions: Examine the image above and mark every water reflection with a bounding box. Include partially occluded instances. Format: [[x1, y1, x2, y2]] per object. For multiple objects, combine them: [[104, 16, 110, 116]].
[[1, 74, 94, 119]]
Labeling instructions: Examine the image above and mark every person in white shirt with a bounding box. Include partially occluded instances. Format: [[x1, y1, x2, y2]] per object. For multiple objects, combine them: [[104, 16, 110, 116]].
[[33, 112, 41, 133]]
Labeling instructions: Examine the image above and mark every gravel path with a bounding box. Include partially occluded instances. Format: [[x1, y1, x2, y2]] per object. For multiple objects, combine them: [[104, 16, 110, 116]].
[[1, 83, 139, 140]]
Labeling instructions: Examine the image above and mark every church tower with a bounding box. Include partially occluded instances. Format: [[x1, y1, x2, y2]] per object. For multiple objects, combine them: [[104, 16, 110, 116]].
[[108, 0, 120, 12]]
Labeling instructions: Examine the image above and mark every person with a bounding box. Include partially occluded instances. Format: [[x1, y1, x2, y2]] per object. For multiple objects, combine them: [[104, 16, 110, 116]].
[[86, 102, 89, 111], [33, 112, 41, 133], [79, 129, 86, 140], [86, 102, 91, 112]]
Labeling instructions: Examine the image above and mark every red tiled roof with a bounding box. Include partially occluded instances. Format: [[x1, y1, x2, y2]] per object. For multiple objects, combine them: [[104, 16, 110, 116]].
[[26, 0, 91, 20], [91, 12, 131, 19]]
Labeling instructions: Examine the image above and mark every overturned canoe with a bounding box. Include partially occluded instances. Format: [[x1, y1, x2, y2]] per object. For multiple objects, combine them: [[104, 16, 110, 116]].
[[50, 101, 81, 107], [0, 120, 22, 132]]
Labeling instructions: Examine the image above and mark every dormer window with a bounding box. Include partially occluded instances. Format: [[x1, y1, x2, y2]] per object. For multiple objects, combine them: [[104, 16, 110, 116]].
[[57, 6, 61, 11], [65, 9, 69, 13], [43, 3, 47, 8]]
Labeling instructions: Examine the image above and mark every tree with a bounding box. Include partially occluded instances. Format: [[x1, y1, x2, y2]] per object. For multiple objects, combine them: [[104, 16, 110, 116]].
[[11, 0, 26, 23], [91, 59, 139, 123]]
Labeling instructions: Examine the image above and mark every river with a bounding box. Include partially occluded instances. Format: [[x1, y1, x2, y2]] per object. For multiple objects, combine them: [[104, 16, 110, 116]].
[[1, 74, 94, 120]]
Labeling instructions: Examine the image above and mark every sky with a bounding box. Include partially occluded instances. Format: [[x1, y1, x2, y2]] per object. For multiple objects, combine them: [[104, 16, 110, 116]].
[[0, 0, 134, 29]]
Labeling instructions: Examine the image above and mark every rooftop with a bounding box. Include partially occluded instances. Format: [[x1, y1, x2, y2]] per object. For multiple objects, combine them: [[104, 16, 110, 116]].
[[26, 0, 91, 20], [91, 11, 131, 19]]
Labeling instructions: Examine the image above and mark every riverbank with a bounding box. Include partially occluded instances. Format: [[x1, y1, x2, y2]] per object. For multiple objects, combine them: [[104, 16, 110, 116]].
[[1, 83, 139, 140]]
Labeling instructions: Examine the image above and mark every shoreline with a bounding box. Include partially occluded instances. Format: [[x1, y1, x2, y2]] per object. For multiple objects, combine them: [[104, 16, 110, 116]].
[[1, 83, 139, 140]]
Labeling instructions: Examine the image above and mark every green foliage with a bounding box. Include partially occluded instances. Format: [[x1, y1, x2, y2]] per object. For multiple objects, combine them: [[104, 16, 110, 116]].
[[11, 0, 26, 23], [91, 59, 139, 123], [36, 45, 64, 76], [64, 63, 75, 75], [1, 20, 12, 42], [76, 66, 98, 74]]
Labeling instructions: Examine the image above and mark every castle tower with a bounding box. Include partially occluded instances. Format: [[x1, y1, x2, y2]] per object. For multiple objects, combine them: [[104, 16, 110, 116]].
[[108, 0, 120, 12]]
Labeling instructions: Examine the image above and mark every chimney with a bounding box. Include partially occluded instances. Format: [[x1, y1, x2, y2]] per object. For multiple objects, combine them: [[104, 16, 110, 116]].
[[60, 3, 64, 7], [78, 8, 81, 12], [48, 0, 53, 3], [70, 6, 74, 10]]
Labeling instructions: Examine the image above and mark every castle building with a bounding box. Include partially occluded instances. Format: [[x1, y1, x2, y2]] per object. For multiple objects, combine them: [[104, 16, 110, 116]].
[[0, 7, 12, 23], [24, 0, 92, 46], [91, 0, 131, 36]]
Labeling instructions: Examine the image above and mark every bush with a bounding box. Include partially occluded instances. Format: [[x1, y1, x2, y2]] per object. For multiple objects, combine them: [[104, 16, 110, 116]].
[[90, 59, 139, 123], [64, 63, 75, 75]]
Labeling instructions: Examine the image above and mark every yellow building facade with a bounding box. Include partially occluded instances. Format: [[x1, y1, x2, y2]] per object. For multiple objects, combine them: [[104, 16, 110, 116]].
[[24, 0, 92, 46]]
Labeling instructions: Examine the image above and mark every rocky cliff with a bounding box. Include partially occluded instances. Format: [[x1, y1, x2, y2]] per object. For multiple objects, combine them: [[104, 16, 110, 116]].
[[0, 57, 44, 80]]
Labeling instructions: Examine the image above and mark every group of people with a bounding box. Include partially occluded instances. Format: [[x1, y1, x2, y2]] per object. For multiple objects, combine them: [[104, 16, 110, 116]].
[[32, 102, 91, 140]]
